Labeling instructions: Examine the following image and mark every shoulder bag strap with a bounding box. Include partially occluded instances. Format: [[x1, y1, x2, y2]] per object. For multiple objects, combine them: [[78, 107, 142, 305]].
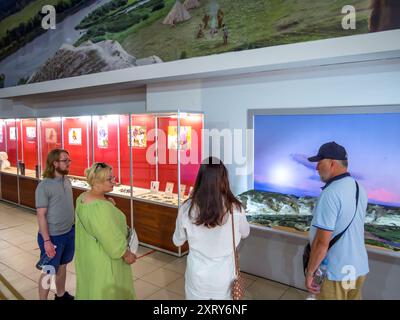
[[328, 181, 359, 249], [231, 211, 240, 277]]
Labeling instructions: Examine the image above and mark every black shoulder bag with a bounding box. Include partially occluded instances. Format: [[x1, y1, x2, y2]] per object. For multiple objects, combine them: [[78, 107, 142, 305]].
[[303, 181, 359, 276]]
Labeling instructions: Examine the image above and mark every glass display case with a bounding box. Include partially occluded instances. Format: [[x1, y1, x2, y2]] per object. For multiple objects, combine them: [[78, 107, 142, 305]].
[[38, 117, 62, 177], [0, 118, 19, 174], [131, 112, 203, 207], [20, 118, 39, 179], [0, 112, 203, 255], [0, 118, 19, 203], [66, 112, 204, 208], [242, 110, 400, 252]]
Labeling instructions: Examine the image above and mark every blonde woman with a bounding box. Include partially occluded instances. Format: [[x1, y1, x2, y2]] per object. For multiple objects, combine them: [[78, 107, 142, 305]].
[[75, 162, 136, 300]]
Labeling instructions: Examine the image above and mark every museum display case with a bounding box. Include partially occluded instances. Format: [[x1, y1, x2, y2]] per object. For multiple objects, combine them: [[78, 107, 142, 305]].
[[0, 118, 19, 203], [38, 117, 63, 176], [131, 112, 203, 254], [18, 118, 39, 208], [0, 112, 203, 256], [242, 109, 400, 252]]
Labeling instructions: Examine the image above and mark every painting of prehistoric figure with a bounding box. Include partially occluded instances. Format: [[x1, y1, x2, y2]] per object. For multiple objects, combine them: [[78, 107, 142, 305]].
[[128, 125, 147, 148], [68, 128, 82, 145], [9, 127, 16, 140], [1, 0, 399, 88], [97, 122, 109, 148], [45, 128, 57, 144], [26, 127, 36, 142], [168, 125, 191, 150]]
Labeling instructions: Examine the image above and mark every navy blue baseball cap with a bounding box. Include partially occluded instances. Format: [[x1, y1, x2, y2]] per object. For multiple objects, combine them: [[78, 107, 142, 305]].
[[308, 141, 348, 162]]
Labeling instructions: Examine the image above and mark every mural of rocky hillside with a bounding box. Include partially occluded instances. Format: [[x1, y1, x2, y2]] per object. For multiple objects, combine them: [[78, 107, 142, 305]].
[[238, 189, 400, 251], [27, 40, 162, 83]]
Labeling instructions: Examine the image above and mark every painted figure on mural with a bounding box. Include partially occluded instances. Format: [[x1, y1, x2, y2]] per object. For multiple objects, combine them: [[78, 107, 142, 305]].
[[217, 8, 224, 29], [202, 13, 210, 29]]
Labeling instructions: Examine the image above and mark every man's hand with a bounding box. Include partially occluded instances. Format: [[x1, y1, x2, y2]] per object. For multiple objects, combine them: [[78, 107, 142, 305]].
[[305, 272, 320, 295], [44, 241, 56, 258]]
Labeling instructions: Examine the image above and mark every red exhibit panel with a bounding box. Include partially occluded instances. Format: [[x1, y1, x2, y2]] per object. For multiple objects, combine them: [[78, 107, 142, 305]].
[[93, 115, 120, 182], [0, 120, 6, 152], [39, 118, 62, 171], [63, 117, 91, 177], [157, 116, 179, 193], [179, 114, 203, 195], [5, 119, 19, 167], [21, 118, 38, 170], [131, 114, 156, 189]]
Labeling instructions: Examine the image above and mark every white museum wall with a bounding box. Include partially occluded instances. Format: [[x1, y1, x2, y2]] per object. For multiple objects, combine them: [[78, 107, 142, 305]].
[[147, 57, 400, 195]]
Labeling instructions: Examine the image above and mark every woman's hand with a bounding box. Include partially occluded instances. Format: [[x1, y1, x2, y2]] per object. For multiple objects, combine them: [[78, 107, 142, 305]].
[[123, 249, 137, 265]]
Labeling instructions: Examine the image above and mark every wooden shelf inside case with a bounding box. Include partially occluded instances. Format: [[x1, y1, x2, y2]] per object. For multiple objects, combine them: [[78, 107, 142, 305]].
[[133, 199, 188, 255]]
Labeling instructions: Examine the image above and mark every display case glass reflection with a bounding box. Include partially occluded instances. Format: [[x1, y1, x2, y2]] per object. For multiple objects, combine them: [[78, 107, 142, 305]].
[[20, 118, 38, 178]]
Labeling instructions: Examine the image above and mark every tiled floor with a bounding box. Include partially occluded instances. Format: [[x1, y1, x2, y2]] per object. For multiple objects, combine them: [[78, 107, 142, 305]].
[[0, 201, 308, 300]]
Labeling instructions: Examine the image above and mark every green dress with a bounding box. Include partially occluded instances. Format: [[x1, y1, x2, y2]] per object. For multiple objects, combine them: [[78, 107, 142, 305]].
[[75, 193, 135, 300]]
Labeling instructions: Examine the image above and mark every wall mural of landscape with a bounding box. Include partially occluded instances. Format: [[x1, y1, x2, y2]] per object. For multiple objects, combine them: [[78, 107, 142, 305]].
[[1, 0, 400, 88], [237, 113, 400, 251]]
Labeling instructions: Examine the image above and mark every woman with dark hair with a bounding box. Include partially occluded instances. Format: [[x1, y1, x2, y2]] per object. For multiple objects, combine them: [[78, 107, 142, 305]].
[[173, 157, 250, 300]]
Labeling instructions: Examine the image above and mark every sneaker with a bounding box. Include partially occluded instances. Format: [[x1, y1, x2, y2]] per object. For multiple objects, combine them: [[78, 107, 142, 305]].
[[54, 291, 74, 300]]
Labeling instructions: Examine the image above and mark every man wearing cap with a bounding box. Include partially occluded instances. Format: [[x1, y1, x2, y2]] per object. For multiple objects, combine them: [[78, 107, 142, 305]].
[[305, 141, 369, 300]]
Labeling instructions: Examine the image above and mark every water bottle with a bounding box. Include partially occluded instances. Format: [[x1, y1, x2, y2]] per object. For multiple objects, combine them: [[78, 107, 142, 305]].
[[35, 245, 57, 270], [312, 258, 328, 289]]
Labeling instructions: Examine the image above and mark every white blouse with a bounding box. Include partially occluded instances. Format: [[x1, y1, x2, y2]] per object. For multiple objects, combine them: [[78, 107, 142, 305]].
[[173, 201, 250, 299]]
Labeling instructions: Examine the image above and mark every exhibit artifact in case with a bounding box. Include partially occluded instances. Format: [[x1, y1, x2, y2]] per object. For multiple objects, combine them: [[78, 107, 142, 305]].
[[239, 111, 400, 252]]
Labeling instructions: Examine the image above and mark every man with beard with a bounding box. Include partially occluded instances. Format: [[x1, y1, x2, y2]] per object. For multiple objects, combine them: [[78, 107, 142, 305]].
[[35, 149, 75, 300]]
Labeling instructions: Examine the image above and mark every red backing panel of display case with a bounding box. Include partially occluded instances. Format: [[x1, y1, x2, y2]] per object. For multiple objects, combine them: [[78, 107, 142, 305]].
[[39, 119, 62, 171], [21, 119, 38, 170], [63, 118, 91, 177], [93, 116, 119, 181], [5, 120, 19, 167], [131, 114, 156, 189]]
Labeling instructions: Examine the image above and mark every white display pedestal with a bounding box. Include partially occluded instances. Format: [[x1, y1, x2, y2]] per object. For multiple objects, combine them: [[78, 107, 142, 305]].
[[239, 225, 400, 299]]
